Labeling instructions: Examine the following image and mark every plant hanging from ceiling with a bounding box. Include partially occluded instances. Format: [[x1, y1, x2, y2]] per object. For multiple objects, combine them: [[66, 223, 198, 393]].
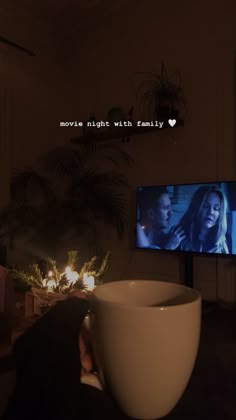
[[136, 62, 186, 120]]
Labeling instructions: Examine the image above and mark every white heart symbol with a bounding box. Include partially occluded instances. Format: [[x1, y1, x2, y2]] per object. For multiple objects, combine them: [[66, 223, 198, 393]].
[[168, 119, 176, 127]]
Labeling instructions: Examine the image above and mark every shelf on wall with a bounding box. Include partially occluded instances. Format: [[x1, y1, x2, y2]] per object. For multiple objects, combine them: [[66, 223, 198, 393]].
[[70, 119, 184, 144]]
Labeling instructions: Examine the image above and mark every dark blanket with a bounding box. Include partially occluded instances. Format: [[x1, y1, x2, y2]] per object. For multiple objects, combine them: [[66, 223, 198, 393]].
[[2, 297, 127, 420]]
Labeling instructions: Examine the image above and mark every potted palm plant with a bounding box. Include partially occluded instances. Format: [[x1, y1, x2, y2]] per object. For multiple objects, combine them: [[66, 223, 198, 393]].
[[0, 142, 132, 262]]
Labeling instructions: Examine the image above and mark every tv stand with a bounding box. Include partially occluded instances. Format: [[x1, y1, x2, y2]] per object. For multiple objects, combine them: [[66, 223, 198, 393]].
[[184, 254, 193, 288], [182, 253, 218, 315]]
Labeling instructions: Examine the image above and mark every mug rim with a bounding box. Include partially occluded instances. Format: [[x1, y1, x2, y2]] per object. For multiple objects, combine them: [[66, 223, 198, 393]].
[[92, 280, 201, 310]]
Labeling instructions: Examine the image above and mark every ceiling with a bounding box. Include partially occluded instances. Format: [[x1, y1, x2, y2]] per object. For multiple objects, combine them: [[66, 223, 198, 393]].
[[0, 0, 129, 58]]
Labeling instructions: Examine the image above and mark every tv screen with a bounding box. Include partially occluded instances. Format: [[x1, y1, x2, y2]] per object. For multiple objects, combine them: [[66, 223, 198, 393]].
[[136, 181, 236, 256]]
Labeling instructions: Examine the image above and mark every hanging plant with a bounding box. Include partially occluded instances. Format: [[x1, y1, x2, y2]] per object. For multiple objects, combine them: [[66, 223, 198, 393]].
[[136, 62, 186, 120]]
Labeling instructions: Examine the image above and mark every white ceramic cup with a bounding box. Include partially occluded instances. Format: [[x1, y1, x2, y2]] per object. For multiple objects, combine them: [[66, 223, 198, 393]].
[[91, 280, 201, 419]]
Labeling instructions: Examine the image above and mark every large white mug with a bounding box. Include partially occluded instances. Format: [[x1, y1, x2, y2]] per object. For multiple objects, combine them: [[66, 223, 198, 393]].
[[91, 280, 201, 419]]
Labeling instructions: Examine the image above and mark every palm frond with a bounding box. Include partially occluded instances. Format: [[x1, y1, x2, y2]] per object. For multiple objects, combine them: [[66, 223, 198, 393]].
[[65, 172, 128, 239], [41, 147, 84, 176], [78, 142, 133, 167], [73, 170, 128, 188], [42, 144, 133, 178], [11, 167, 55, 204]]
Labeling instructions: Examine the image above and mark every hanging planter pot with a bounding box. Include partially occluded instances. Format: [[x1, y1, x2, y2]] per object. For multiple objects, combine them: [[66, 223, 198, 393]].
[[136, 62, 186, 120]]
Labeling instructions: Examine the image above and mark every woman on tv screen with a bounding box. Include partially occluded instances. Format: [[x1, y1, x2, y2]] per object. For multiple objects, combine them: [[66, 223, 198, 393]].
[[178, 186, 230, 254]]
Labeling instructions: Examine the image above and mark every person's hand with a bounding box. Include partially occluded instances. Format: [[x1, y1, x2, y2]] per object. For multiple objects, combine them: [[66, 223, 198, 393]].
[[68, 290, 95, 376], [164, 225, 186, 250], [69, 290, 88, 300], [79, 326, 94, 375]]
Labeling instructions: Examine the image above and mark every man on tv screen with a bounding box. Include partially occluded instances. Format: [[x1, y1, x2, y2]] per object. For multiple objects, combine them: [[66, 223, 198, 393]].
[[136, 186, 185, 250]]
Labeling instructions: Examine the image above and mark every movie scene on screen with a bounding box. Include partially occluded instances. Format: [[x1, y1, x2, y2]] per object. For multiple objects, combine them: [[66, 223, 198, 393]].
[[136, 181, 236, 256]]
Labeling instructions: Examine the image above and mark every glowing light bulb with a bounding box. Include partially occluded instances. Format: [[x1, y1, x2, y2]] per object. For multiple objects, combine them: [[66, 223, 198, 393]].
[[65, 266, 79, 285], [47, 279, 57, 291], [83, 273, 95, 291], [65, 266, 71, 275]]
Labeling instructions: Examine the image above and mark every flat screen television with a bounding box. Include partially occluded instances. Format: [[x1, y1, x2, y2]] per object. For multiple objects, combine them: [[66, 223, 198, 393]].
[[135, 181, 236, 256]]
